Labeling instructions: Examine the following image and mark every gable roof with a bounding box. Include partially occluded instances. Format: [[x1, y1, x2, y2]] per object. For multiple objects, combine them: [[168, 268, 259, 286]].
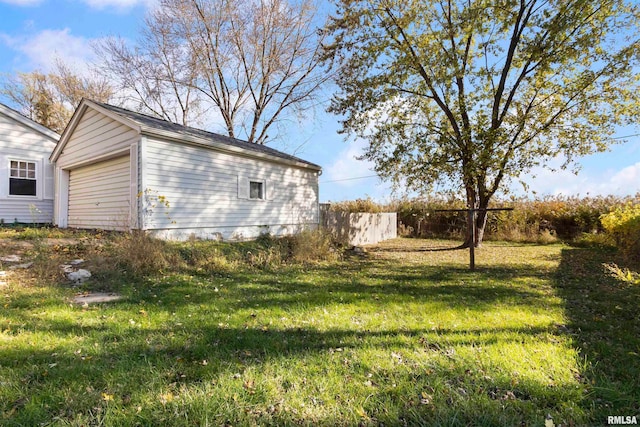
[[0, 103, 60, 142], [52, 99, 321, 171]]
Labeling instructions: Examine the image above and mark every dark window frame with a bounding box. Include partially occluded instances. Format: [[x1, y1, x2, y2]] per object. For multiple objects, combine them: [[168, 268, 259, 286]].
[[9, 160, 37, 197], [249, 181, 264, 200]]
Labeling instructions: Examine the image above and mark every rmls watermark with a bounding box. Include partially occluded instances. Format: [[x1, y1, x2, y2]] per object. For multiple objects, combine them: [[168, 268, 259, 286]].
[[608, 415, 638, 425]]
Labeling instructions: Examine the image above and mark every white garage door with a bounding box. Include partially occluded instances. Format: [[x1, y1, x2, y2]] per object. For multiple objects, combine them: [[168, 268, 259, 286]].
[[68, 155, 131, 230]]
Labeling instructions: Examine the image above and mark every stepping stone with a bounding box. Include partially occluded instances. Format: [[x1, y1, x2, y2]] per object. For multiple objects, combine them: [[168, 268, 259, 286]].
[[73, 292, 122, 305], [9, 262, 33, 270], [0, 255, 21, 263], [67, 269, 92, 284]]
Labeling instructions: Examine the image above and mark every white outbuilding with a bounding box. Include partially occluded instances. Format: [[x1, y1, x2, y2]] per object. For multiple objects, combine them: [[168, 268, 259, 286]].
[[0, 103, 58, 224], [50, 99, 321, 240]]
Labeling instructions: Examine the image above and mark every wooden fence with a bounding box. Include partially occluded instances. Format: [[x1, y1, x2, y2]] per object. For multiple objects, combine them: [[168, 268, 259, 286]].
[[320, 204, 397, 246]]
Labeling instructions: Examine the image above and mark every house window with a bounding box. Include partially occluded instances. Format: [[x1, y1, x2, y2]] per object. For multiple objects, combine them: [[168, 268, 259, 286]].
[[250, 181, 264, 199], [9, 160, 37, 196]]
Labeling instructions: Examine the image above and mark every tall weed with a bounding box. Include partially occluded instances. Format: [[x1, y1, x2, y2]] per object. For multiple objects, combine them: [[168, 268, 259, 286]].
[[289, 228, 338, 263], [109, 231, 179, 277]]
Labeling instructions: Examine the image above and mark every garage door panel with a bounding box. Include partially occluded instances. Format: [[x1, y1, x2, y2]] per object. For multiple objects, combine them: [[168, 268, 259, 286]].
[[71, 167, 130, 183], [68, 155, 130, 230]]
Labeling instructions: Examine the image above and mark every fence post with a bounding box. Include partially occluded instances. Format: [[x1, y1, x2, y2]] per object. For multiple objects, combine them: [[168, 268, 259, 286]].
[[468, 210, 476, 271]]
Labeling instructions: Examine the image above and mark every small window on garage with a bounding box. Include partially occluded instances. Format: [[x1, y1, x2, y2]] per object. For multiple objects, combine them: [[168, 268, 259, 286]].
[[250, 181, 264, 199], [9, 160, 37, 196]]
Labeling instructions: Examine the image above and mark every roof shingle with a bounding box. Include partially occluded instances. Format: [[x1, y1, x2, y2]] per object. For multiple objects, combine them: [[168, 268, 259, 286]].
[[93, 101, 321, 170]]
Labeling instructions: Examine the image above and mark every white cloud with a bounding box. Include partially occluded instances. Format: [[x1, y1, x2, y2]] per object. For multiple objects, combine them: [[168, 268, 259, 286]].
[[604, 163, 640, 194], [79, 0, 157, 11], [1, 28, 101, 74], [320, 139, 394, 202], [324, 139, 376, 188], [516, 160, 640, 197], [0, 0, 43, 6], [322, 144, 640, 201]]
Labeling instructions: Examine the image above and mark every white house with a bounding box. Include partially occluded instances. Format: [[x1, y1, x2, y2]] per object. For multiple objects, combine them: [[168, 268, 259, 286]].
[[0, 103, 58, 224], [50, 99, 322, 240]]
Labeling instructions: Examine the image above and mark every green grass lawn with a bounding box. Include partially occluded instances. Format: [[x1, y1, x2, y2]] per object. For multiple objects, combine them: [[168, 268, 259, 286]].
[[1, 236, 639, 426]]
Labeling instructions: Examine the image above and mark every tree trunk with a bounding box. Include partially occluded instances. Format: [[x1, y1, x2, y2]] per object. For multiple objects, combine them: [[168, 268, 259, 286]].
[[459, 186, 491, 248], [474, 207, 489, 247], [459, 184, 477, 248]]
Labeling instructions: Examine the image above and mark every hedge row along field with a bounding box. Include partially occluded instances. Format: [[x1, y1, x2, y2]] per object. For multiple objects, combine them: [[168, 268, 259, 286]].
[[327, 195, 640, 244]]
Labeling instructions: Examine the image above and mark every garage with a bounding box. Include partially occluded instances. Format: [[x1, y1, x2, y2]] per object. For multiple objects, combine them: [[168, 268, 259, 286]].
[[51, 99, 320, 239], [68, 155, 130, 230]]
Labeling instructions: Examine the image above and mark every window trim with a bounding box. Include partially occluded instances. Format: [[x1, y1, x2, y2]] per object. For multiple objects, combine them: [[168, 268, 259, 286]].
[[8, 159, 38, 198]]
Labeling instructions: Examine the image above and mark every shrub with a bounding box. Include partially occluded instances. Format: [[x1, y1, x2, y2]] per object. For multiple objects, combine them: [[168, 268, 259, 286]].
[[327, 197, 384, 213], [601, 203, 640, 262], [329, 194, 640, 243]]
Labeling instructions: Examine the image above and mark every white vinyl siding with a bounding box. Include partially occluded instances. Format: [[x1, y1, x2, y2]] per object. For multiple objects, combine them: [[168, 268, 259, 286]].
[[0, 199, 54, 224], [0, 108, 57, 223], [55, 108, 138, 168], [0, 110, 56, 155], [141, 137, 319, 234], [68, 155, 130, 230]]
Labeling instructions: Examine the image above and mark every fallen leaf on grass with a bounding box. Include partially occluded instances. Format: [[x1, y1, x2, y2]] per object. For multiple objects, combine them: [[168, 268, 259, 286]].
[[356, 406, 368, 418], [501, 391, 516, 400], [160, 392, 174, 405], [4, 397, 28, 418], [243, 379, 256, 394], [420, 392, 432, 405]]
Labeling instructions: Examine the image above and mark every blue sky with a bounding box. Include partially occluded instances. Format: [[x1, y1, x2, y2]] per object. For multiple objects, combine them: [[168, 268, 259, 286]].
[[1, 0, 638, 202]]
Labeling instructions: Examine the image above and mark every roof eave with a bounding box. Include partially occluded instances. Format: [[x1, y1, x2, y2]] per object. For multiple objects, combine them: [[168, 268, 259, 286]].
[[50, 99, 142, 163], [0, 103, 60, 142], [141, 126, 322, 172]]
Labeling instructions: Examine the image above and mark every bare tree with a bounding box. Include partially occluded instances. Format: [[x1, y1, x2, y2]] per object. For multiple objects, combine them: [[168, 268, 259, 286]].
[[1, 63, 114, 133], [98, 0, 329, 144], [51, 61, 113, 109], [95, 5, 201, 126]]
